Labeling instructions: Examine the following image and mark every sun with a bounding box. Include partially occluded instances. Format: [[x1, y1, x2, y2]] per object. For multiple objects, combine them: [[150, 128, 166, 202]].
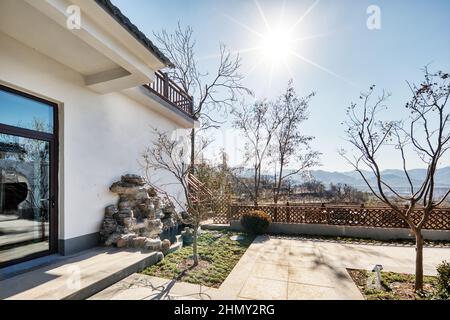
[[223, 0, 354, 88], [260, 27, 294, 63]]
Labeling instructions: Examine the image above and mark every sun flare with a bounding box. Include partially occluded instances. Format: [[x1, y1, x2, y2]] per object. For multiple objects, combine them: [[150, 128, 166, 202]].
[[223, 0, 354, 88], [260, 27, 294, 63]]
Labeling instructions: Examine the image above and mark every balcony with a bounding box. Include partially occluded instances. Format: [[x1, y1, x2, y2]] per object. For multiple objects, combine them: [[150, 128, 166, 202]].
[[144, 71, 195, 118]]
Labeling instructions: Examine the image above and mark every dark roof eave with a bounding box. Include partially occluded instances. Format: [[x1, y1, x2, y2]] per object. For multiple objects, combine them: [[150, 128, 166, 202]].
[[94, 0, 174, 68]]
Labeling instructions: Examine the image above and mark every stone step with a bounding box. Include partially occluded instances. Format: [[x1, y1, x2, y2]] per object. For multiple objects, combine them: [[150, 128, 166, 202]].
[[0, 247, 163, 300]]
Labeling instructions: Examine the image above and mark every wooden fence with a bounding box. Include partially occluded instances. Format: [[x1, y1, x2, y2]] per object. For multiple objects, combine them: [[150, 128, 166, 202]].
[[212, 204, 450, 230]]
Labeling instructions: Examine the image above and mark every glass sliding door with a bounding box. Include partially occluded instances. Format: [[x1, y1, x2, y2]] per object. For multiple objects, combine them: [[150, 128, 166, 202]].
[[0, 85, 57, 267]]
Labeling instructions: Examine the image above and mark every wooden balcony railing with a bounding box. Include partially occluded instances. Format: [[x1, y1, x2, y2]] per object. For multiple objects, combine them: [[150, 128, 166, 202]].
[[144, 71, 194, 118]]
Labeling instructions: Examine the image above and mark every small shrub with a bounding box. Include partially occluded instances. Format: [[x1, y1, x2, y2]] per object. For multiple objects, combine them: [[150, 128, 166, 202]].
[[434, 260, 450, 299], [240, 210, 272, 235]]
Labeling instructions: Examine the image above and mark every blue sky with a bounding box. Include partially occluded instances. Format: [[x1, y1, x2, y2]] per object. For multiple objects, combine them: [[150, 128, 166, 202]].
[[0, 90, 54, 133], [114, 0, 450, 171]]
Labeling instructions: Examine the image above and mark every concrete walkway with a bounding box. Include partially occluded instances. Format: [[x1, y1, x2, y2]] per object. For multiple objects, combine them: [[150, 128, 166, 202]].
[[91, 235, 450, 300], [0, 247, 162, 300]]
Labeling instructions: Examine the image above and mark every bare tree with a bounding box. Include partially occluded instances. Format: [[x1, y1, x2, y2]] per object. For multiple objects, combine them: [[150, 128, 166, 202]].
[[142, 129, 210, 266], [232, 100, 281, 205], [271, 80, 321, 204], [341, 67, 450, 291], [153, 23, 252, 172]]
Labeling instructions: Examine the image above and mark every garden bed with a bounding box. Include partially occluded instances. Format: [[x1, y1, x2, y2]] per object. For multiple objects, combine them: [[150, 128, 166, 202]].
[[141, 230, 255, 288], [347, 269, 438, 300]]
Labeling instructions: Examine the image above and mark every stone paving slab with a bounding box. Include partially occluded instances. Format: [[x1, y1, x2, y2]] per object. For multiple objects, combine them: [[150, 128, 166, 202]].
[[288, 266, 336, 287], [0, 247, 162, 300], [239, 277, 288, 300], [314, 241, 450, 275], [288, 282, 339, 300], [90, 273, 220, 300], [251, 262, 289, 281]]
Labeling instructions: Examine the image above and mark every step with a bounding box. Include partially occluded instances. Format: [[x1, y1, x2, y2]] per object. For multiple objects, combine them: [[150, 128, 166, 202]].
[[0, 247, 163, 300]]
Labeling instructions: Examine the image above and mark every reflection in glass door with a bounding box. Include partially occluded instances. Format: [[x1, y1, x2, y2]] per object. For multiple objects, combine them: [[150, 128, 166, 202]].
[[0, 85, 57, 267], [0, 135, 51, 264]]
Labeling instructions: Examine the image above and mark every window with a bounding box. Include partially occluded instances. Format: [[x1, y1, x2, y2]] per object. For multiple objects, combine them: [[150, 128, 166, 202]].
[[0, 88, 54, 133]]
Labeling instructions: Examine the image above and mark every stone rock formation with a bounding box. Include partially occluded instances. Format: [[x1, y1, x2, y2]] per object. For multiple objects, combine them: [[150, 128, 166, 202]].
[[99, 174, 180, 252], [161, 239, 171, 254]]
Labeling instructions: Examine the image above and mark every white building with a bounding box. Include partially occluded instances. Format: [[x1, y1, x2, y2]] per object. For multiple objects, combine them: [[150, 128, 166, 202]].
[[0, 0, 197, 267]]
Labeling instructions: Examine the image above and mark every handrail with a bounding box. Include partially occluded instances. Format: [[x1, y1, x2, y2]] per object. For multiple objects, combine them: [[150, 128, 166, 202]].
[[188, 173, 213, 198], [144, 71, 194, 118]]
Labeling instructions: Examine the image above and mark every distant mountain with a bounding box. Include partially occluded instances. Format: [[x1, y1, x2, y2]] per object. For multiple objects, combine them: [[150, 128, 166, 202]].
[[293, 166, 450, 196], [235, 166, 450, 196]]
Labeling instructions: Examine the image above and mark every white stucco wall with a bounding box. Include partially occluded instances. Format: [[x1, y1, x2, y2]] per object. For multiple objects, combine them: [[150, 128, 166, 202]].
[[0, 32, 187, 241]]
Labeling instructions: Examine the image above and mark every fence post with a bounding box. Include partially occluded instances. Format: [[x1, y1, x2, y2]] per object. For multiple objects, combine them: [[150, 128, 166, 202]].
[[286, 201, 291, 223], [163, 72, 169, 98], [321, 202, 329, 224]]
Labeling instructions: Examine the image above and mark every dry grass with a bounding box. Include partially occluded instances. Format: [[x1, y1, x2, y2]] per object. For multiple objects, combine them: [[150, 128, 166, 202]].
[[347, 268, 438, 300], [141, 230, 254, 288]]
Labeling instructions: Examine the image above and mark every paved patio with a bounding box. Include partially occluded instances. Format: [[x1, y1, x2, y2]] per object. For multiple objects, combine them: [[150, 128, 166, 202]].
[[217, 236, 362, 300], [3, 235, 449, 300], [92, 235, 450, 300]]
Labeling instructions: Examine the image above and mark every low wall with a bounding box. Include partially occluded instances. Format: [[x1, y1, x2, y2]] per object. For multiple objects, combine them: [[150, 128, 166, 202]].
[[229, 220, 450, 241]]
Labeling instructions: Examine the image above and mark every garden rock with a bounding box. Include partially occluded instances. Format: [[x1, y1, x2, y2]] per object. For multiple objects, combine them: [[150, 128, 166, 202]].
[[144, 238, 162, 251], [161, 239, 171, 254], [99, 174, 180, 252]]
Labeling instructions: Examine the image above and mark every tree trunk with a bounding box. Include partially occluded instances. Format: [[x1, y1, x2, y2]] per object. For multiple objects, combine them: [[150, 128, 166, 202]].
[[192, 222, 199, 266], [254, 165, 258, 206], [190, 128, 195, 174], [274, 162, 284, 205], [414, 229, 424, 291]]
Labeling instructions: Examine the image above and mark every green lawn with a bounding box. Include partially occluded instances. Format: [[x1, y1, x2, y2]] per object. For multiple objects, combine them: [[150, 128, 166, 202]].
[[348, 269, 439, 300], [141, 230, 255, 288]]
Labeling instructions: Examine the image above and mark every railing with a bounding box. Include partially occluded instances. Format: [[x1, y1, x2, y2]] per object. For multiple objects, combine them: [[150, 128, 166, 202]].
[[187, 175, 234, 221], [212, 203, 450, 230], [188, 173, 212, 204], [144, 71, 194, 117]]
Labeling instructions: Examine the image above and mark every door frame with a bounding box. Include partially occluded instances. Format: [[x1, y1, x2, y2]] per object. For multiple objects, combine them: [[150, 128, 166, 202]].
[[0, 84, 59, 268]]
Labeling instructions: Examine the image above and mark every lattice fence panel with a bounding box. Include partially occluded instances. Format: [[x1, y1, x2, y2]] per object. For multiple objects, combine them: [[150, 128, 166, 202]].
[[211, 194, 231, 224], [224, 204, 450, 230], [303, 207, 328, 224]]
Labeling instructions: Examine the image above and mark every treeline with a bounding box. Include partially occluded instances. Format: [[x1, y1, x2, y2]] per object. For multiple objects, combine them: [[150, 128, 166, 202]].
[[194, 156, 370, 204], [295, 181, 369, 204]]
